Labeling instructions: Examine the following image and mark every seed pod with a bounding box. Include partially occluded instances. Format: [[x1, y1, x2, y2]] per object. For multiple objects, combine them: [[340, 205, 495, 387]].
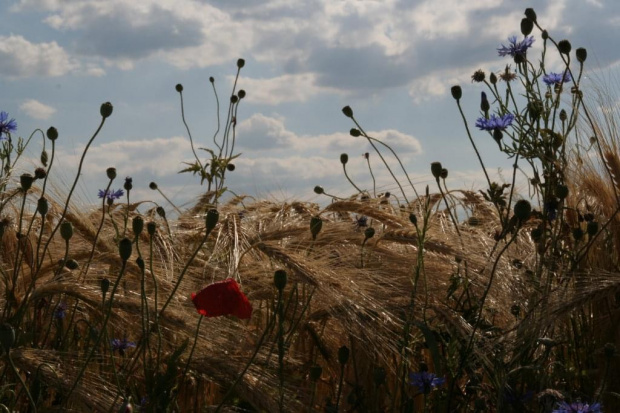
[[273, 269, 287, 291], [313, 185, 324, 195], [576, 47, 587, 63], [149, 182, 158, 190], [132, 216, 144, 237], [520, 18, 533, 36], [350, 128, 361, 137], [206, 209, 219, 233], [37, 197, 49, 216], [450, 85, 462, 100], [156, 206, 166, 219], [119, 237, 132, 262], [430, 162, 443, 180], [106, 167, 117, 180], [147, 221, 157, 236], [175, 84, 183, 93], [100, 102, 113, 118], [340, 153, 348, 165], [237, 58, 245, 68], [558, 40, 572, 55], [310, 216, 322, 240], [440, 168, 448, 179], [46, 126, 58, 141], [342, 106, 353, 118], [60, 221, 74, 241], [513, 200, 532, 221], [310, 365, 323, 381], [338, 345, 350, 365]]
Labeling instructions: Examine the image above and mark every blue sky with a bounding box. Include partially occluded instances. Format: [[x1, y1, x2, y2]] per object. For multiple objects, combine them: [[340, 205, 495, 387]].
[[2, 0, 620, 207]]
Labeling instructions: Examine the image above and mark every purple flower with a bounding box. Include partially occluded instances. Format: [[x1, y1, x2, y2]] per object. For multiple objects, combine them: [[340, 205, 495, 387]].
[[543, 71, 572, 86], [498, 36, 535, 58], [475, 113, 515, 132], [552, 401, 602, 413], [54, 302, 67, 320], [0, 111, 17, 140], [98, 188, 124, 201], [410, 371, 445, 394], [111, 338, 136, 355]]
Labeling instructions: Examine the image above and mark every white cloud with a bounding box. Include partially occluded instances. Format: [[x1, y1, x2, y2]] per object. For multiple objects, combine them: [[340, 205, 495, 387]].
[[233, 73, 342, 105], [0, 35, 77, 78], [20, 99, 56, 120]]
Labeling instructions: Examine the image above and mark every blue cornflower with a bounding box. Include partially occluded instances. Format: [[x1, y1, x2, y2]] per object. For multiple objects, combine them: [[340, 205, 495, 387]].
[[475, 113, 515, 132], [111, 338, 136, 355], [552, 401, 602, 413], [0, 111, 17, 140], [53, 302, 67, 320], [410, 371, 445, 394], [543, 71, 572, 86], [98, 188, 124, 201], [498, 36, 535, 58]]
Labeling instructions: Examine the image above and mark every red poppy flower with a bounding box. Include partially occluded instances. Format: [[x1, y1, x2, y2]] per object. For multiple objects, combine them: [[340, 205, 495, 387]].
[[191, 278, 252, 319]]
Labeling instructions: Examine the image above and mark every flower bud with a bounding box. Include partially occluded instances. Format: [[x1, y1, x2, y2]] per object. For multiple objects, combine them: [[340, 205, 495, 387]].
[[119, 237, 132, 262], [124, 177, 133, 192], [521, 18, 533, 36], [480, 92, 490, 113], [20, 173, 34, 191], [100, 102, 113, 118], [559, 109, 567, 122], [514, 199, 532, 221], [493, 129, 503, 144], [409, 213, 417, 226], [147, 221, 157, 236], [209, 76, 215, 83], [489, 72, 497, 85], [342, 106, 353, 118], [175, 84, 183, 93], [107, 167, 117, 180], [350, 128, 361, 137], [524, 8, 537, 22], [531, 227, 543, 242], [237, 58, 245, 68], [274, 269, 287, 291], [338, 345, 350, 365], [132, 216, 144, 237], [440, 168, 448, 179], [226, 163, 235, 171], [576, 47, 587, 63], [37, 197, 49, 216], [238, 89, 246, 99], [34, 167, 46, 180], [572, 227, 584, 241], [313, 185, 324, 195], [149, 182, 158, 190], [60, 221, 73, 241], [41, 150, 48, 166], [231, 95, 238, 104], [46, 126, 58, 141], [430, 162, 443, 180], [206, 209, 219, 233], [541, 30, 549, 40], [310, 216, 322, 240], [340, 153, 348, 165], [156, 206, 166, 219], [364, 227, 375, 239], [450, 85, 462, 101], [558, 40, 572, 55]]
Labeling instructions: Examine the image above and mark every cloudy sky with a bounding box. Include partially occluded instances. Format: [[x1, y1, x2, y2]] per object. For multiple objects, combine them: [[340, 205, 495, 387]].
[[2, 0, 619, 208]]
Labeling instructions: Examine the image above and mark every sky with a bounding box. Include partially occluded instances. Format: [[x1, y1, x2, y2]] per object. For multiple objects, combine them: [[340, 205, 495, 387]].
[[2, 0, 620, 209]]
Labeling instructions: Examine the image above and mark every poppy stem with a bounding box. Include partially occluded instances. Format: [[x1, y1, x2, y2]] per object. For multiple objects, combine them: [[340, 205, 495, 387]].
[[182, 316, 204, 378]]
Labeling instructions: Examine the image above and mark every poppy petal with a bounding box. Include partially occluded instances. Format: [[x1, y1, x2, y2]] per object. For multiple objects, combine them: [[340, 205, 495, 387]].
[[191, 278, 252, 319]]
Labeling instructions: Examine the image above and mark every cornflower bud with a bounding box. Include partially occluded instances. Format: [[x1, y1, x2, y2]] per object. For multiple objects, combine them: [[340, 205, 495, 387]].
[[430, 162, 443, 180], [514, 200, 532, 221], [524, 8, 537, 22], [237, 58, 245, 68], [313, 185, 324, 195], [521, 18, 533, 36], [20, 174, 34, 191], [558, 40, 572, 55], [60, 221, 73, 241], [350, 128, 361, 137], [175, 84, 183, 93], [107, 167, 117, 180], [576, 47, 587, 63], [274, 269, 287, 291], [342, 106, 353, 118], [340, 153, 348, 165], [119, 237, 132, 262]]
